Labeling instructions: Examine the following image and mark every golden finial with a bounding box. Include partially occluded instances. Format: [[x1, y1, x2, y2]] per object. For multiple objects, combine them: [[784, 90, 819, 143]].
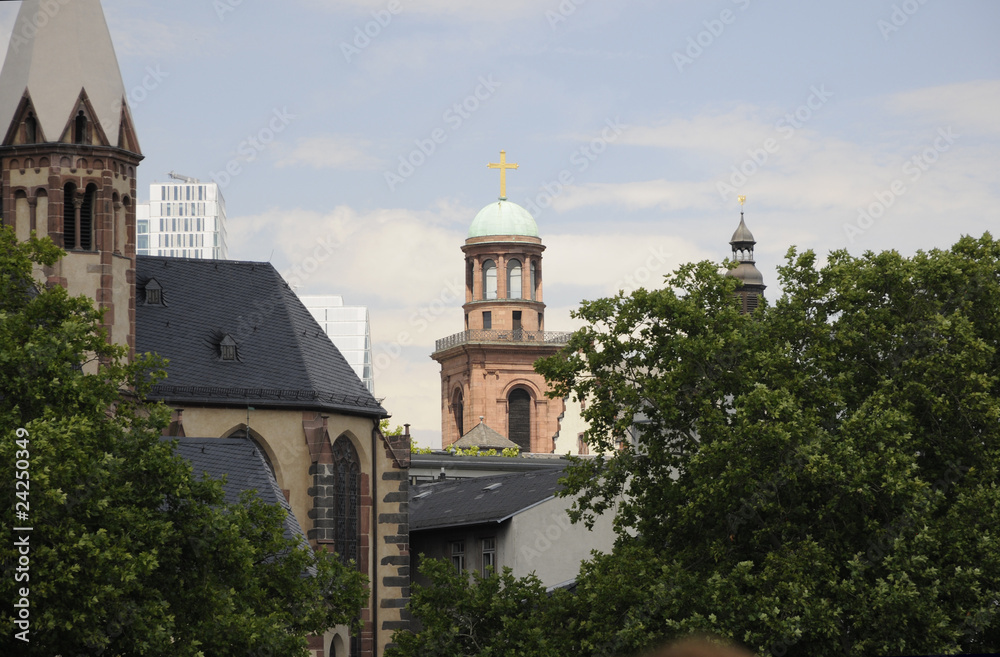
[[488, 150, 519, 200], [738, 195, 746, 207]]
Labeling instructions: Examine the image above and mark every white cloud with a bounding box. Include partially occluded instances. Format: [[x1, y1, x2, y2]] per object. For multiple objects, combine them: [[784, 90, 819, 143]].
[[883, 79, 1000, 138], [276, 135, 382, 170]]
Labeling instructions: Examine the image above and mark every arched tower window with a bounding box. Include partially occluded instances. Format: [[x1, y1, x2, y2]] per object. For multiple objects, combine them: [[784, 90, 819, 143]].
[[508, 388, 532, 452], [452, 389, 464, 438], [483, 259, 497, 300], [507, 259, 522, 299], [332, 436, 361, 565], [63, 183, 77, 249], [74, 111, 87, 144], [80, 184, 97, 251], [530, 260, 537, 301]]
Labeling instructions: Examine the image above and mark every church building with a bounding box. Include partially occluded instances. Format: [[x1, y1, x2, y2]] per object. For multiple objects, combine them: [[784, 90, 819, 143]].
[[0, 2, 409, 656], [431, 152, 572, 453]]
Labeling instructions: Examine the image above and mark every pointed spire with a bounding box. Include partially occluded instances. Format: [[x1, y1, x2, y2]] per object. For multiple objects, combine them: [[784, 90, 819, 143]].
[[0, 0, 138, 152]]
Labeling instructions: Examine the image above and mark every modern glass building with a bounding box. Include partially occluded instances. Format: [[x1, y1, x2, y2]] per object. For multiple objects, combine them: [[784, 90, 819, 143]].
[[137, 177, 228, 259], [299, 295, 374, 394]]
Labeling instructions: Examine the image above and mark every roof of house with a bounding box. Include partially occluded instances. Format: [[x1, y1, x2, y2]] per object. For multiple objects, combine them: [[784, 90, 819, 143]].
[[410, 469, 566, 531], [168, 436, 304, 544], [136, 256, 385, 418], [452, 421, 520, 451]]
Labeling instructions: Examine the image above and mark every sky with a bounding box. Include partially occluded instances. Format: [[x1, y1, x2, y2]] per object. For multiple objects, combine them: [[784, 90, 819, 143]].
[[1, 0, 997, 448]]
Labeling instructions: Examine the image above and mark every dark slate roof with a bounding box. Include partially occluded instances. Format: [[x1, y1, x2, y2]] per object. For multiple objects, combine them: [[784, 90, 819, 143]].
[[167, 436, 305, 544], [410, 469, 565, 531], [136, 256, 385, 418]]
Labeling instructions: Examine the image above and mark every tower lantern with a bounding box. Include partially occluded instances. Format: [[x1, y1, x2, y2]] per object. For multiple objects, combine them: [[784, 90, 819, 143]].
[[726, 196, 766, 314]]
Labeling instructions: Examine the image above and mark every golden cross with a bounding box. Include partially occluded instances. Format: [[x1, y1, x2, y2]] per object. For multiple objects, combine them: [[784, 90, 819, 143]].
[[738, 195, 746, 207], [488, 150, 519, 199]]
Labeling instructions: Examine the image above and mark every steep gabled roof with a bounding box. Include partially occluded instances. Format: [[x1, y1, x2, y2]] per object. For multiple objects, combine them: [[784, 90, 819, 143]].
[[453, 421, 520, 451], [0, 0, 137, 151], [410, 469, 565, 531], [168, 436, 305, 543], [136, 256, 386, 418]]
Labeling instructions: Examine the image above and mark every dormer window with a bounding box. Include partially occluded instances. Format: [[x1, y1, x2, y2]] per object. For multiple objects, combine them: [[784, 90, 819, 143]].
[[25, 113, 37, 143], [144, 279, 163, 305], [74, 111, 87, 144], [220, 334, 238, 361]]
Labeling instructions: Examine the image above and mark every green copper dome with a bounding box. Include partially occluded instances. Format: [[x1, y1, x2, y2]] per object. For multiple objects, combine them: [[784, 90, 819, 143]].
[[468, 199, 539, 239]]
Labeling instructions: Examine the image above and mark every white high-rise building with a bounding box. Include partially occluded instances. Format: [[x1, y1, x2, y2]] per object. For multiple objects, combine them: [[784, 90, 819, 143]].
[[300, 295, 375, 394], [137, 174, 228, 259]]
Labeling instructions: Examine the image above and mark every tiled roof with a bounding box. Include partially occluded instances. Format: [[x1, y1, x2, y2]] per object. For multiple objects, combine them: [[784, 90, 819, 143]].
[[453, 421, 519, 451], [410, 469, 565, 531], [168, 436, 304, 544], [136, 256, 385, 418]]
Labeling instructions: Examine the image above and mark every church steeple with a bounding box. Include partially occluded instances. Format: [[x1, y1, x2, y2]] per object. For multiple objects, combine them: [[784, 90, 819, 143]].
[[0, 0, 140, 153], [0, 0, 143, 355], [726, 196, 766, 314]]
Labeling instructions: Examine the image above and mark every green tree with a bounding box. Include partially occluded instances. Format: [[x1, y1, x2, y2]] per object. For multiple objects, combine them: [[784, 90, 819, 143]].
[[0, 227, 367, 656], [387, 558, 570, 657], [537, 235, 1000, 656]]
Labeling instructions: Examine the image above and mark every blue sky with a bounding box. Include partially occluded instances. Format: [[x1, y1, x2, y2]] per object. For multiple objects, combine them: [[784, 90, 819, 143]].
[[2, 0, 997, 447]]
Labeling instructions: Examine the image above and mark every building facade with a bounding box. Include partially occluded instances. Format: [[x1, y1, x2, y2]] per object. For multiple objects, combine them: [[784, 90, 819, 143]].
[[0, 3, 407, 656], [432, 153, 571, 453], [137, 176, 228, 259], [301, 295, 375, 394]]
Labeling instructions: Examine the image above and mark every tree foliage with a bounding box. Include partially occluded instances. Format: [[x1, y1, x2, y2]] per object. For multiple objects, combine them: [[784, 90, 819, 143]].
[[387, 558, 570, 657], [0, 227, 367, 656], [535, 234, 1000, 656]]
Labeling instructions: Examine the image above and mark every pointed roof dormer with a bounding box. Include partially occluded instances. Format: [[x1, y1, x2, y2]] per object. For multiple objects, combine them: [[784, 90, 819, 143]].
[[0, 0, 140, 154]]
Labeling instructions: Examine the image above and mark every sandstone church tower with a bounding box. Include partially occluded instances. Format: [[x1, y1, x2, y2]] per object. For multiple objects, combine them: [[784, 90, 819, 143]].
[[432, 152, 571, 452], [0, 0, 142, 352]]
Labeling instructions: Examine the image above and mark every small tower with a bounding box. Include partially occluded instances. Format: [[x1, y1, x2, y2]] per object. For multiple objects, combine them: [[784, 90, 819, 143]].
[[726, 196, 766, 314], [0, 0, 143, 353], [432, 152, 570, 452]]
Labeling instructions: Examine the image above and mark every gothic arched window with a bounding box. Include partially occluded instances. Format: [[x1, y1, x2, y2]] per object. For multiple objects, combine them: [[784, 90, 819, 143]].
[[332, 436, 361, 565], [508, 388, 532, 452], [483, 260, 497, 300], [507, 259, 522, 299]]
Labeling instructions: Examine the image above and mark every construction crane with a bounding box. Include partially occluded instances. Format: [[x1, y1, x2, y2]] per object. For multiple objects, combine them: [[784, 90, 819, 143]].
[[168, 171, 199, 184]]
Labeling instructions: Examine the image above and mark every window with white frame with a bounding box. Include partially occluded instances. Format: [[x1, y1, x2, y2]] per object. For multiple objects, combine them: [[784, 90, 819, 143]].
[[451, 540, 465, 573], [481, 537, 496, 575]]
